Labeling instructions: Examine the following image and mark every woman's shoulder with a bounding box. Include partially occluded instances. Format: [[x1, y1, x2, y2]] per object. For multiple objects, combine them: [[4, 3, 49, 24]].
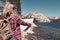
[[11, 16, 21, 21]]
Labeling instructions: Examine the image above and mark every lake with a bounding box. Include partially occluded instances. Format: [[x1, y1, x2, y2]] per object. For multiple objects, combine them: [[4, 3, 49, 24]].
[[33, 22, 60, 40]]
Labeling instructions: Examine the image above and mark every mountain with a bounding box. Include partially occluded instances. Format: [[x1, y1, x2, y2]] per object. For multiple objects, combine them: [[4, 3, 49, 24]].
[[48, 17, 60, 22], [23, 12, 51, 22]]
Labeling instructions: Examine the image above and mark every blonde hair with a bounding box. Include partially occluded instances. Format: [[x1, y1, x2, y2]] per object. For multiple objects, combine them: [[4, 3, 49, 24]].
[[3, 2, 18, 19]]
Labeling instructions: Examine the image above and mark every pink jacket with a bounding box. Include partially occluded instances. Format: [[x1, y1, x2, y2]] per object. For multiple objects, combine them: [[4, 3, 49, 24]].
[[9, 16, 31, 40]]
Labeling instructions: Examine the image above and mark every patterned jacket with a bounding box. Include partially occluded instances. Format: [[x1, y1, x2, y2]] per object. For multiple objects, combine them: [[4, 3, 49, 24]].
[[9, 16, 31, 40]]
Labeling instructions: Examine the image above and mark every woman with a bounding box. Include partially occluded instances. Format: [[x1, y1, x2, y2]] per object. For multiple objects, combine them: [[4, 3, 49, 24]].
[[3, 2, 31, 40]]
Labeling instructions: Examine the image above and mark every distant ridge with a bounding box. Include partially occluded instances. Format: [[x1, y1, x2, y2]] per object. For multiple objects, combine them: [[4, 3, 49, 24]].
[[23, 12, 51, 22]]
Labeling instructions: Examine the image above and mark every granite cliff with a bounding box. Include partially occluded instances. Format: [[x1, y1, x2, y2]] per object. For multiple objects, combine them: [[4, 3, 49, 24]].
[[23, 12, 51, 22]]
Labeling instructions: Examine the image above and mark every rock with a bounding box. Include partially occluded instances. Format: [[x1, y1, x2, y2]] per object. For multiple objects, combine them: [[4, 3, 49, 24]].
[[0, 20, 13, 40], [23, 12, 51, 22], [21, 22, 37, 40]]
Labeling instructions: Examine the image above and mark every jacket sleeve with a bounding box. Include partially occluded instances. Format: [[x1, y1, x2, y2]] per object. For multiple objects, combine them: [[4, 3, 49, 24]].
[[17, 18, 31, 27]]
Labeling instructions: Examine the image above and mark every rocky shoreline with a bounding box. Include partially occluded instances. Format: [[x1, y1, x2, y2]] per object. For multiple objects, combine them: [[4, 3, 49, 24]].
[[22, 21, 60, 40]]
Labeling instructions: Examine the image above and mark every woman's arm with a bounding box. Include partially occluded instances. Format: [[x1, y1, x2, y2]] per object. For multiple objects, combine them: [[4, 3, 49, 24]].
[[17, 18, 31, 27], [17, 18, 32, 31]]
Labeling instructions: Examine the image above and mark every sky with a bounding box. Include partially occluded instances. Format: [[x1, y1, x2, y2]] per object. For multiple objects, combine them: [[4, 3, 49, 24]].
[[20, 0, 60, 17], [0, 0, 60, 17], [0, 1, 4, 15]]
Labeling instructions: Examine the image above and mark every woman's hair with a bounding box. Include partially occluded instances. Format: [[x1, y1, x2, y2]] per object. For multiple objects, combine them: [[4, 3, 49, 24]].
[[3, 2, 17, 19]]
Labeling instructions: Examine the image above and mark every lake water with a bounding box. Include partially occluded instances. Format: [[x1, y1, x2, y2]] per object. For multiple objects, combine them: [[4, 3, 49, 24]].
[[37, 22, 60, 29], [34, 22, 60, 40]]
